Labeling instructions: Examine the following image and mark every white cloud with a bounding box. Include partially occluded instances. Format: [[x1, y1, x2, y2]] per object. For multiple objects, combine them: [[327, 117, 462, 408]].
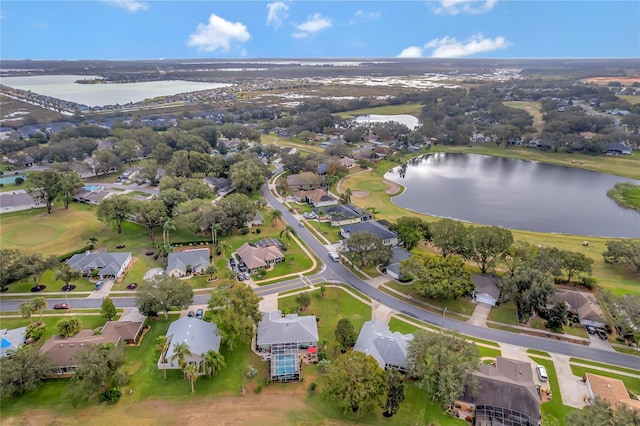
[[103, 0, 149, 13], [397, 46, 424, 58], [187, 14, 251, 53], [348, 9, 381, 25], [266, 2, 289, 28], [434, 0, 498, 15], [292, 13, 332, 38], [424, 34, 509, 57]]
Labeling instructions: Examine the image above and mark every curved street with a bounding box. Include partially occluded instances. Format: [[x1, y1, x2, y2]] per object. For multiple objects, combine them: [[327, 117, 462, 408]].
[[1, 182, 639, 370]]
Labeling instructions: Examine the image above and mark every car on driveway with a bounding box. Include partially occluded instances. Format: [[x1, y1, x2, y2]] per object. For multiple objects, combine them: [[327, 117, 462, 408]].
[[596, 329, 608, 340], [195, 308, 204, 319], [94, 280, 104, 290], [54, 303, 70, 310], [187, 310, 195, 318], [585, 325, 596, 335], [236, 274, 245, 281], [243, 272, 250, 280]]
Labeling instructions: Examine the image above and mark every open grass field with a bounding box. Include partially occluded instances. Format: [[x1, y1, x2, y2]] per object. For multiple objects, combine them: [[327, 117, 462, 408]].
[[261, 133, 326, 154], [529, 356, 577, 426], [503, 101, 544, 132], [341, 152, 640, 295], [0, 93, 67, 124], [617, 94, 640, 105], [337, 103, 424, 119]]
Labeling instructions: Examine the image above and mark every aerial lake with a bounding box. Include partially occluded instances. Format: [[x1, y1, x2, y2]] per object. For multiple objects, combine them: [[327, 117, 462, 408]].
[[354, 114, 419, 130], [1, 75, 231, 107], [384, 153, 640, 238]]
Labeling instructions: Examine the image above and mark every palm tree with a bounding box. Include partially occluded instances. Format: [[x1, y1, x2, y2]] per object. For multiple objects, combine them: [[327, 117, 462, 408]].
[[87, 236, 98, 247], [201, 350, 226, 378], [155, 336, 170, 382], [205, 264, 218, 281], [218, 241, 232, 258], [366, 206, 379, 219], [270, 209, 283, 227], [210, 223, 222, 247], [32, 297, 47, 323], [341, 187, 352, 204], [184, 363, 199, 393], [171, 342, 193, 378], [280, 225, 296, 242], [162, 219, 176, 246], [19, 302, 35, 326]]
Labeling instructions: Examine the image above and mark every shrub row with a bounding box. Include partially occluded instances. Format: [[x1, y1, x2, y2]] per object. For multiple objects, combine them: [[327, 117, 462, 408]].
[[58, 244, 94, 262]]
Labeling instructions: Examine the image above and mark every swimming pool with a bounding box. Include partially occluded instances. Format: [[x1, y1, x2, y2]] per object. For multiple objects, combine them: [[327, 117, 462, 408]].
[[83, 185, 103, 192], [274, 353, 297, 376]]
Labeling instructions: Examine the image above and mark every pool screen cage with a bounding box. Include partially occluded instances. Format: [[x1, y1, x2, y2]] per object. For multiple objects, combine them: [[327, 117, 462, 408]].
[[269, 342, 301, 382]]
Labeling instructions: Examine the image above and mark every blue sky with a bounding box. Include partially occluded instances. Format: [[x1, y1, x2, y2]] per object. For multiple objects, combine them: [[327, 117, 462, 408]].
[[1, 1, 638, 60]]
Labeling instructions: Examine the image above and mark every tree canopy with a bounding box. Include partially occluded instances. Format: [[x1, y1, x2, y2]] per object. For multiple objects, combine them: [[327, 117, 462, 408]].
[[341, 231, 393, 268], [566, 398, 640, 426], [207, 283, 262, 350], [462, 226, 513, 274], [603, 240, 640, 272], [68, 343, 125, 401], [499, 266, 555, 321], [136, 275, 194, 320], [389, 216, 430, 251], [401, 254, 474, 299], [430, 219, 467, 258], [0, 346, 52, 398]]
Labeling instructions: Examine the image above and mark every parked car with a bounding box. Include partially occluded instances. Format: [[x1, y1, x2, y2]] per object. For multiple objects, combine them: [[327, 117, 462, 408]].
[[53, 303, 70, 310], [238, 265, 248, 272], [329, 252, 340, 262], [536, 365, 548, 382], [236, 274, 245, 281], [243, 272, 250, 280], [94, 280, 104, 290], [195, 308, 204, 319], [596, 329, 608, 340], [187, 310, 195, 318], [229, 259, 236, 267], [585, 325, 596, 335]]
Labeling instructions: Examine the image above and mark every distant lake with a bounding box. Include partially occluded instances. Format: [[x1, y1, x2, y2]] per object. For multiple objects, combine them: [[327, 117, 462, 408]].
[[384, 153, 640, 238], [1, 75, 232, 107], [354, 114, 419, 130]]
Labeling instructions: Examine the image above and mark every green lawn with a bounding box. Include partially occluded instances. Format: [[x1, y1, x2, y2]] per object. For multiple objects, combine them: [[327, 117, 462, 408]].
[[0, 315, 110, 344], [305, 220, 342, 243], [337, 103, 424, 119], [487, 302, 519, 325], [383, 282, 475, 316], [527, 349, 551, 357], [568, 358, 640, 376], [279, 287, 371, 360], [563, 325, 589, 338], [477, 346, 502, 359], [529, 356, 577, 426], [569, 365, 640, 395]]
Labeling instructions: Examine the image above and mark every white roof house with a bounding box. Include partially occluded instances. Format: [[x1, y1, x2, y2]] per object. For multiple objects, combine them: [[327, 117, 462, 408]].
[[353, 320, 413, 371], [66, 251, 132, 279], [162, 317, 222, 371], [257, 310, 319, 350], [0, 327, 27, 358]]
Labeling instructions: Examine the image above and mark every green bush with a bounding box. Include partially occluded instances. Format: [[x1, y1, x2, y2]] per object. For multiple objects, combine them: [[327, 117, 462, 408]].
[[580, 275, 597, 289], [254, 385, 263, 394], [14, 177, 24, 185], [256, 227, 261, 234], [309, 382, 318, 391], [99, 388, 122, 404], [25, 323, 46, 341], [59, 244, 94, 262], [240, 227, 250, 235]]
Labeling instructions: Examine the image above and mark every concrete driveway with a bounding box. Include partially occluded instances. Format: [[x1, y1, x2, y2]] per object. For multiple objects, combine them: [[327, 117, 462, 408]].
[[467, 303, 491, 327], [87, 278, 114, 299], [588, 333, 614, 352]]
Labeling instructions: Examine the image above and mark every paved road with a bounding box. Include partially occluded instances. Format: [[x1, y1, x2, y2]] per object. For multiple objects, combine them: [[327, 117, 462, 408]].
[[2, 181, 639, 369]]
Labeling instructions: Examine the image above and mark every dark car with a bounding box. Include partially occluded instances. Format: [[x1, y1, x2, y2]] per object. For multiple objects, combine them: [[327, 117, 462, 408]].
[[585, 325, 596, 335], [195, 308, 204, 319], [187, 310, 195, 318], [596, 329, 608, 340], [236, 274, 245, 281], [229, 259, 236, 267], [53, 303, 70, 310]]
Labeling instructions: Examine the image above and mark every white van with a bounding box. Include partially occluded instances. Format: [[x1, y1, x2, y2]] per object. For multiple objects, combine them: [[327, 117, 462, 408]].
[[536, 365, 548, 382], [328, 252, 340, 262]]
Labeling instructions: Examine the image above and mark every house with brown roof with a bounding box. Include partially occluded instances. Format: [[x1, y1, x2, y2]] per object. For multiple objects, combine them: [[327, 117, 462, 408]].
[[339, 157, 356, 169], [40, 320, 143, 376], [585, 373, 640, 411], [286, 172, 322, 191], [294, 188, 339, 207], [460, 357, 540, 426], [550, 289, 606, 328], [236, 242, 285, 273]]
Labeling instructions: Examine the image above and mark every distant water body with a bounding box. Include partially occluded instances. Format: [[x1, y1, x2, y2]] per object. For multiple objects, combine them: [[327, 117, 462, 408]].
[[1, 75, 232, 107], [384, 153, 640, 238], [354, 114, 419, 130]]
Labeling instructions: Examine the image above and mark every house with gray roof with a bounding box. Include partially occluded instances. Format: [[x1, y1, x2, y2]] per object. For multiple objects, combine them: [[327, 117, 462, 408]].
[[385, 247, 412, 280], [313, 204, 372, 227], [550, 289, 605, 328], [161, 317, 222, 373], [0, 327, 26, 358], [166, 248, 210, 277], [256, 310, 319, 351], [472, 274, 501, 306], [203, 176, 233, 194], [460, 357, 540, 426], [340, 221, 398, 246], [353, 320, 413, 371], [66, 251, 132, 279], [0, 190, 44, 213]]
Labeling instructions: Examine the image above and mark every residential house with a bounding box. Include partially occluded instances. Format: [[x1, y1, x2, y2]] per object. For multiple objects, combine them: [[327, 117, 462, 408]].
[[257, 310, 318, 383], [166, 248, 210, 277], [339, 157, 356, 169], [0, 191, 44, 213], [73, 188, 113, 205], [471, 133, 486, 143], [605, 142, 633, 156], [460, 357, 540, 426], [0, 327, 26, 358], [100, 320, 144, 345], [66, 251, 132, 279], [96, 138, 117, 151], [118, 167, 141, 182], [249, 211, 264, 227], [472, 274, 501, 306], [236, 242, 285, 273], [585, 373, 640, 411], [160, 317, 222, 373], [312, 204, 372, 227], [286, 172, 322, 191], [550, 289, 606, 328], [294, 188, 339, 208], [340, 221, 399, 246], [0, 126, 15, 140], [256, 310, 319, 351], [353, 320, 413, 371], [385, 247, 412, 280], [203, 176, 233, 194]]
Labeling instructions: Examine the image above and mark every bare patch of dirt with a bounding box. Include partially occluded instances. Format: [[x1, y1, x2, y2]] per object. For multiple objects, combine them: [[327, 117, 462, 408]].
[[384, 180, 401, 195], [351, 190, 369, 198], [581, 76, 640, 85]]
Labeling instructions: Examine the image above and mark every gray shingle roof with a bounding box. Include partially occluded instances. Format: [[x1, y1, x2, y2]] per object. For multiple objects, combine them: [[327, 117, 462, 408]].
[[165, 317, 221, 360], [353, 320, 413, 370], [472, 274, 501, 300], [341, 221, 397, 240], [257, 311, 319, 346], [166, 248, 210, 274], [67, 252, 131, 277]]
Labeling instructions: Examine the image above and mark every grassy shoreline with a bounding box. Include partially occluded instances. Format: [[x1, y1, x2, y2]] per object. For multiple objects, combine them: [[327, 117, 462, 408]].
[[341, 147, 640, 294], [607, 182, 640, 211]]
